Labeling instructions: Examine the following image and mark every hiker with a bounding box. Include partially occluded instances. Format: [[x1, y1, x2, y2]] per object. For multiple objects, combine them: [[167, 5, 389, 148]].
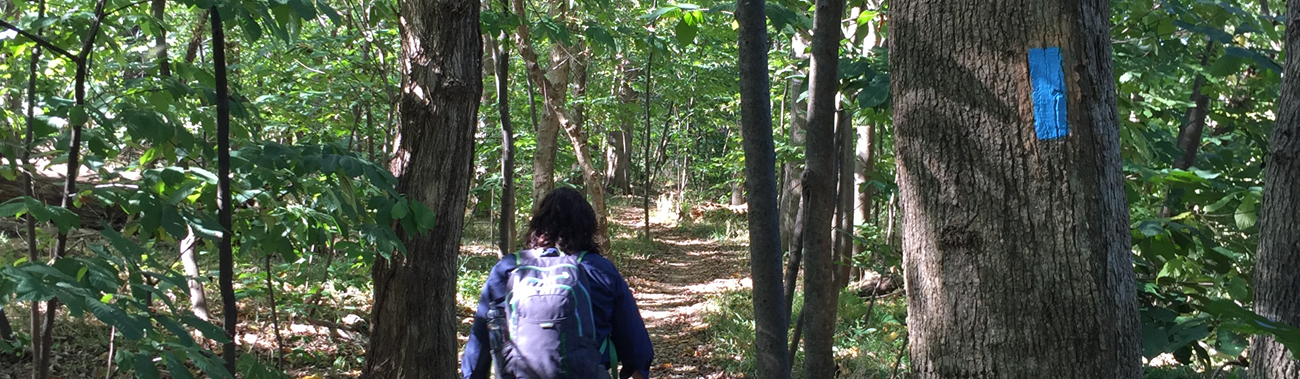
[[462, 187, 654, 379]]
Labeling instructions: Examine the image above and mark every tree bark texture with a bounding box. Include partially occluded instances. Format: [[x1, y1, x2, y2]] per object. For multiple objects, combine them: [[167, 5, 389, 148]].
[[362, 0, 481, 374], [1247, 2, 1300, 377], [530, 45, 567, 212], [492, 31, 517, 256], [780, 77, 808, 253], [556, 46, 612, 253], [737, 0, 791, 375], [152, 0, 168, 76], [891, 1, 1142, 378], [800, 0, 844, 375], [23, 1, 45, 372], [783, 189, 807, 320], [853, 123, 878, 282], [180, 228, 212, 320], [607, 129, 633, 193], [210, 6, 237, 373], [1159, 41, 1216, 218], [835, 109, 855, 288], [506, 5, 611, 253]]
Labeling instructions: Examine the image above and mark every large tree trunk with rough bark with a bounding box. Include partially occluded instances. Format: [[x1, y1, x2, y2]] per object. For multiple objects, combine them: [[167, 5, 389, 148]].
[[799, 0, 844, 375], [891, 1, 1142, 378], [362, 0, 481, 374], [1247, 2, 1300, 377], [736, 0, 790, 376]]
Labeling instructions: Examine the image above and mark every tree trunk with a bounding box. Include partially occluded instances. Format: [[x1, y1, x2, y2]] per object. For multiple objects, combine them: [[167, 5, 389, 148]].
[[1159, 41, 1216, 218], [39, 2, 107, 376], [491, 31, 517, 256], [559, 47, 612, 253], [852, 123, 877, 282], [643, 46, 655, 238], [506, 3, 609, 252], [362, 0, 481, 374], [606, 129, 632, 194], [800, 0, 844, 375], [737, 0, 791, 374], [0, 309, 12, 342], [180, 228, 211, 320], [891, 1, 1142, 377], [152, 0, 169, 76], [530, 44, 568, 212], [209, 7, 237, 373], [184, 11, 208, 64], [783, 185, 808, 319], [731, 173, 746, 206], [780, 77, 808, 253], [1247, 2, 1300, 377], [23, 1, 45, 373], [835, 109, 855, 288]]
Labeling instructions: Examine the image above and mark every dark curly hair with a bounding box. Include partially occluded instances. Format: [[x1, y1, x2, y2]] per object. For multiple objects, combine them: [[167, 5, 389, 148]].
[[525, 187, 600, 254]]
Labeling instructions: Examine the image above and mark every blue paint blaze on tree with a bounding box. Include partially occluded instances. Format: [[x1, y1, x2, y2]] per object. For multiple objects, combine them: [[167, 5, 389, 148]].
[[1028, 47, 1069, 140]]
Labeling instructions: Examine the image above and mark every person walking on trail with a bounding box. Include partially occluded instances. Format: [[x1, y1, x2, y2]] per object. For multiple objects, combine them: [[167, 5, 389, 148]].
[[462, 187, 654, 379]]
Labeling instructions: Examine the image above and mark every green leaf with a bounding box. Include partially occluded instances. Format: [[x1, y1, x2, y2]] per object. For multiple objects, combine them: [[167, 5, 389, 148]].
[[243, 17, 264, 41], [1171, 20, 1232, 43], [411, 201, 437, 231], [87, 300, 149, 339], [536, 18, 572, 46], [644, 6, 680, 21], [391, 198, 409, 219], [163, 350, 196, 379], [1216, 328, 1248, 357], [674, 20, 697, 45], [764, 3, 802, 32], [181, 315, 233, 344], [134, 353, 161, 379], [0, 198, 27, 217], [857, 73, 890, 109], [1207, 56, 1245, 77], [1226, 276, 1250, 302], [25, 197, 52, 222], [188, 349, 234, 379], [1225, 46, 1283, 73], [584, 24, 617, 51], [1137, 220, 1163, 237], [162, 207, 190, 240], [70, 105, 88, 126], [316, 0, 342, 25], [1204, 192, 1238, 213], [1235, 194, 1258, 230], [287, 0, 317, 20]]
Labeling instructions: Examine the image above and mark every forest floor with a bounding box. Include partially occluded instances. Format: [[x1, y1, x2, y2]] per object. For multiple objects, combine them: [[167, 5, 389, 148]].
[[605, 203, 751, 379]]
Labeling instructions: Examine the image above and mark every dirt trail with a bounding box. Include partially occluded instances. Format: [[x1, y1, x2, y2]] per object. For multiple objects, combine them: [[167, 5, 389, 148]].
[[608, 204, 749, 379]]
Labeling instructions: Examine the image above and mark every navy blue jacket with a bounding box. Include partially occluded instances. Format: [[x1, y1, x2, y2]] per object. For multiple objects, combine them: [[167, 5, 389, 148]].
[[461, 248, 654, 379]]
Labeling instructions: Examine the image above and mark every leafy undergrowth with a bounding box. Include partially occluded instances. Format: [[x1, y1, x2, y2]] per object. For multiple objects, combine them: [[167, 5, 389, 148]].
[[699, 286, 909, 379]]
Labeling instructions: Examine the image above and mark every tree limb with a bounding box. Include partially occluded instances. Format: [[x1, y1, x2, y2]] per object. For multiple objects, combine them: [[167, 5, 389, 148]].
[[0, 18, 78, 60]]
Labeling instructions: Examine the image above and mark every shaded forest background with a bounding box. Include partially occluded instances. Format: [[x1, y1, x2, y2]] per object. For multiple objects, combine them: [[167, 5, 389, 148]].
[[0, 0, 1297, 377]]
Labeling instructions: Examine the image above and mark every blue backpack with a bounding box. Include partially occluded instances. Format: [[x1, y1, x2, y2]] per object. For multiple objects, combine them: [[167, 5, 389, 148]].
[[497, 248, 607, 379]]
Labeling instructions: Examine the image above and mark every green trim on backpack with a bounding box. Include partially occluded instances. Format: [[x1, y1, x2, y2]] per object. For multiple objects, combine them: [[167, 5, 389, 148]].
[[601, 338, 618, 379]]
